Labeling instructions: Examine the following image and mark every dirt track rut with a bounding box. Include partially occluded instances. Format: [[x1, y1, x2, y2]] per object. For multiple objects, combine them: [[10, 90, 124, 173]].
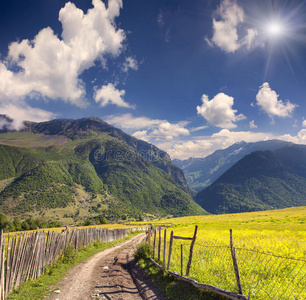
[[48, 233, 165, 300]]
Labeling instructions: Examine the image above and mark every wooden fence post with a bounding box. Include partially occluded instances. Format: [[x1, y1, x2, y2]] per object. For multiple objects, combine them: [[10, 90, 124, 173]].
[[153, 229, 156, 259], [5, 234, 11, 298], [167, 230, 174, 270], [186, 225, 198, 276], [0, 230, 5, 300], [181, 244, 183, 276], [147, 227, 151, 246], [230, 229, 244, 296], [163, 229, 167, 270], [158, 228, 161, 262]]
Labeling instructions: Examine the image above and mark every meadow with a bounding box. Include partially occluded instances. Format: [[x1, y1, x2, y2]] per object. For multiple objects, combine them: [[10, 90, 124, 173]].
[[148, 207, 306, 300]]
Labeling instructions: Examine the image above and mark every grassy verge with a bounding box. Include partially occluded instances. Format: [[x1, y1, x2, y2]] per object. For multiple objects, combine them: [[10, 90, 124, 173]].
[[8, 231, 141, 300], [137, 257, 228, 300], [134, 242, 227, 300]]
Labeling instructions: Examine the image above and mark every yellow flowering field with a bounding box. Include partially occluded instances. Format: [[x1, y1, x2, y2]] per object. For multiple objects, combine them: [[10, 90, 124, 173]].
[[150, 207, 306, 300]]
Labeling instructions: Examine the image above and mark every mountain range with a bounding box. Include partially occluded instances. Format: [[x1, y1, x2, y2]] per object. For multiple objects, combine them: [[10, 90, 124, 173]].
[[0, 116, 206, 223], [195, 145, 306, 214], [173, 140, 293, 191]]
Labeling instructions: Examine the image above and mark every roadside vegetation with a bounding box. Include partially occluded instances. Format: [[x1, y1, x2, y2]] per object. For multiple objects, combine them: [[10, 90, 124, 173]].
[[134, 243, 226, 300]]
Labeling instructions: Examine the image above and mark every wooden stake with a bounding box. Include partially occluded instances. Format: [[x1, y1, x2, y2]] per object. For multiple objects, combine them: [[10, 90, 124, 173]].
[[181, 244, 183, 276], [186, 225, 198, 276], [167, 230, 174, 270], [5, 234, 11, 298], [157, 228, 161, 262], [163, 229, 166, 270], [230, 229, 244, 296], [147, 227, 151, 246], [0, 231, 5, 300], [152, 229, 156, 259]]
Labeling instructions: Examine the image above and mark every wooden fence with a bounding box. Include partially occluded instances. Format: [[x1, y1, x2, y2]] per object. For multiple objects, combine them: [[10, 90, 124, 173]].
[[149, 226, 248, 300], [0, 226, 147, 299]]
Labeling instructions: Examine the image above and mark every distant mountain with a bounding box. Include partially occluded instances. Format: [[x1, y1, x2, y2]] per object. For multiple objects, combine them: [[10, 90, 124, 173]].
[[195, 145, 306, 214], [173, 140, 293, 191], [0, 117, 206, 223]]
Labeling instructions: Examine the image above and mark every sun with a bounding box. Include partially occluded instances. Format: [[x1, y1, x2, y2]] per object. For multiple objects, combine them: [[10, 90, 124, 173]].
[[267, 21, 284, 36]]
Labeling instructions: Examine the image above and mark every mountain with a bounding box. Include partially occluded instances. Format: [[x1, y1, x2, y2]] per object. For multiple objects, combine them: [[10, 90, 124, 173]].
[[0, 117, 206, 223], [195, 145, 306, 214], [173, 140, 293, 191]]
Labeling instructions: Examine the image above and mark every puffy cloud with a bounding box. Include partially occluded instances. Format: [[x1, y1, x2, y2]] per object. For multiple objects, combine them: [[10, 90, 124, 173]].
[[303, 120, 306, 127], [151, 121, 190, 140], [0, 104, 56, 130], [196, 92, 246, 129], [122, 56, 138, 73], [104, 113, 190, 141], [256, 82, 297, 118], [0, 0, 125, 106], [104, 113, 161, 129], [162, 139, 214, 160], [249, 120, 258, 128], [94, 83, 134, 108], [212, 128, 275, 143], [132, 130, 150, 141], [280, 129, 306, 145], [206, 0, 257, 53]]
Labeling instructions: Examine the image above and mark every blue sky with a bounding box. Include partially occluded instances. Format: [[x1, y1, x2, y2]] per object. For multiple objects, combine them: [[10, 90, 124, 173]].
[[0, 0, 306, 159]]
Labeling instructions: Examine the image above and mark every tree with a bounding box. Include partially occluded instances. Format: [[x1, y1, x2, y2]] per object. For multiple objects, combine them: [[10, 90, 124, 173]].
[[0, 213, 9, 230], [100, 217, 107, 224]]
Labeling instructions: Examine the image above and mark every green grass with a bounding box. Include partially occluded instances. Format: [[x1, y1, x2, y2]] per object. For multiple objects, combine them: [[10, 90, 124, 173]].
[[7, 231, 141, 300], [137, 258, 227, 300]]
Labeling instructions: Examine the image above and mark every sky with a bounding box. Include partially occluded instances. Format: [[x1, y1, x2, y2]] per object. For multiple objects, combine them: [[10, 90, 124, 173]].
[[1, 0, 306, 159]]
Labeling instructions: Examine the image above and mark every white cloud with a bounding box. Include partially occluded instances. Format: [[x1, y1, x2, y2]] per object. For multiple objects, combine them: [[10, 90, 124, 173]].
[[212, 128, 274, 143], [104, 113, 161, 129], [104, 113, 190, 141], [256, 82, 297, 119], [132, 130, 150, 141], [207, 0, 257, 53], [302, 120, 306, 127], [190, 125, 209, 132], [280, 129, 306, 145], [249, 120, 258, 128], [0, 103, 56, 130], [122, 56, 138, 73], [94, 83, 134, 108], [241, 28, 258, 50], [151, 121, 190, 140], [0, 0, 125, 107], [196, 92, 246, 129]]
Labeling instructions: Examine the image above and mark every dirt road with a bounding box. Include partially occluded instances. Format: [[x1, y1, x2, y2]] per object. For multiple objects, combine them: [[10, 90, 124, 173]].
[[48, 233, 165, 300]]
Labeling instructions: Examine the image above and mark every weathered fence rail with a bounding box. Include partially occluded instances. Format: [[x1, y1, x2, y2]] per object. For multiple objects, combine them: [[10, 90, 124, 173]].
[[0, 226, 147, 299]]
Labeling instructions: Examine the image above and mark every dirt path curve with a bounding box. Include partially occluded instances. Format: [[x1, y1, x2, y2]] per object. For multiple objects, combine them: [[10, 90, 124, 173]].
[[48, 233, 165, 300]]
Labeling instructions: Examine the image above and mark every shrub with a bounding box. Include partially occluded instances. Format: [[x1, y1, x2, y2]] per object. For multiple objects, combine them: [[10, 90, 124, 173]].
[[134, 242, 151, 261], [61, 244, 78, 264]]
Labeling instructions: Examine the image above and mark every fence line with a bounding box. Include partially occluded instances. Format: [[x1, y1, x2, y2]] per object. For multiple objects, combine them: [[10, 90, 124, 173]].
[[0, 226, 148, 299], [149, 226, 306, 300]]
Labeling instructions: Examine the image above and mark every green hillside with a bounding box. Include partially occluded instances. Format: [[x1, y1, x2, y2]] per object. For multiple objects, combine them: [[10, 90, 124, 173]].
[[0, 117, 206, 223], [196, 146, 306, 214]]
